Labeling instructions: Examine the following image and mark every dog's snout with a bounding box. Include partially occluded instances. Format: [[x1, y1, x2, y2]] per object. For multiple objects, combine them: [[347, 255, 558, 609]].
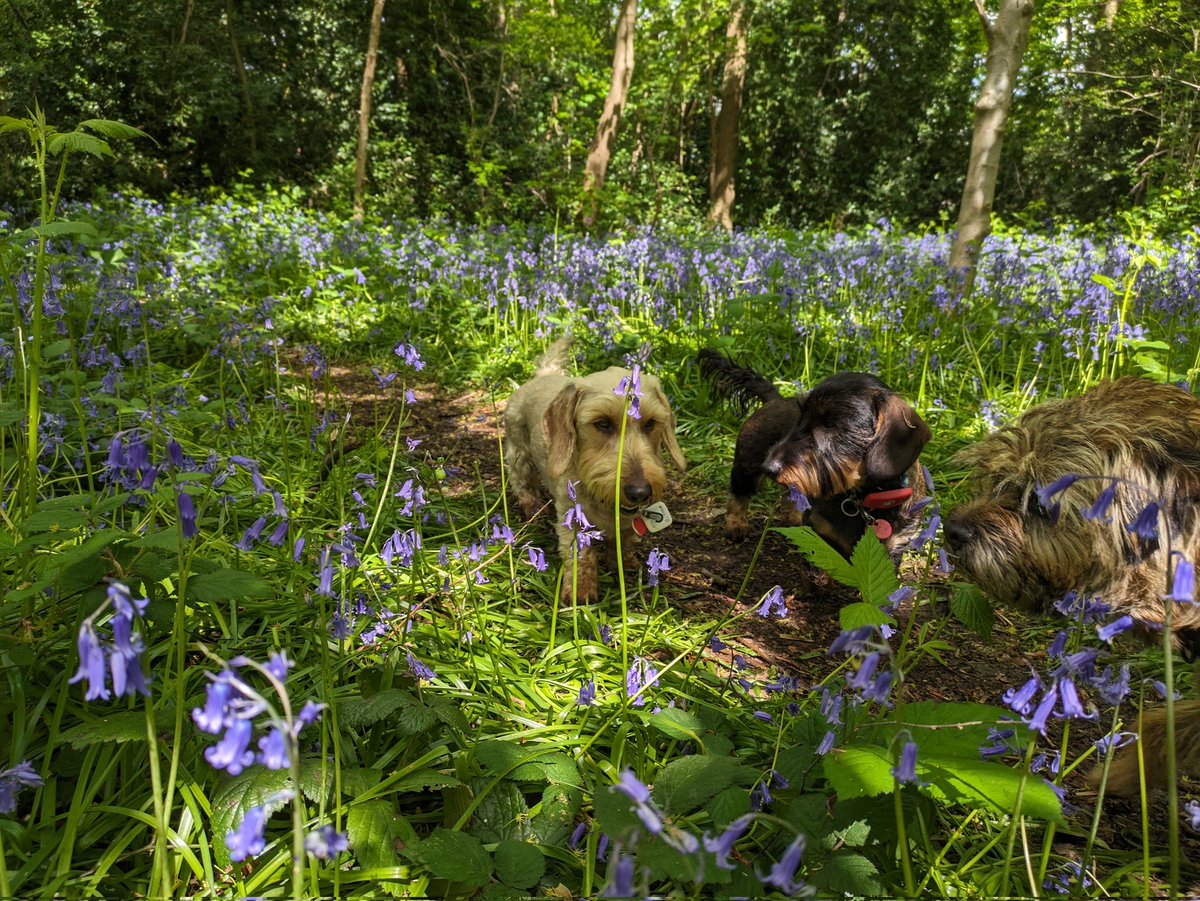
[[761, 455, 784, 479], [623, 482, 653, 505], [943, 516, 974, 550]]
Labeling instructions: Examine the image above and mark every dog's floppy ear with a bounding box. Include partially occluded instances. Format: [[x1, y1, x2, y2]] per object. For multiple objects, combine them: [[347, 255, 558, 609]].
[[543, 384, 580, 478], [646, 383, 687, 471], [865, 393, 930, 483]]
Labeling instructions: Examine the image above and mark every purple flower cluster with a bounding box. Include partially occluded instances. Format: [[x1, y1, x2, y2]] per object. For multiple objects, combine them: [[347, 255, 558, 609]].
[[192, 652, 325, 776], [70, 582, 150, 702], [0, 762, 43, 814]]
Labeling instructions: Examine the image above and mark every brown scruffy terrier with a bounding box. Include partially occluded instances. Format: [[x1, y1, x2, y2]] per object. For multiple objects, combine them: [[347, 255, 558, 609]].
[[944, 377, 1200, 795], [506, 338, 686, 603], [698, 350, 931, 558]]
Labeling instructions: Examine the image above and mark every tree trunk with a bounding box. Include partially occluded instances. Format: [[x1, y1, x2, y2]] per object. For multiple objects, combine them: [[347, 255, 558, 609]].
[[581, 0, 637, 226], [706, 0, 749, 233], [948, 0, 1035, 297], [354, 0, 387, 220], [225, 0, 257, 155]]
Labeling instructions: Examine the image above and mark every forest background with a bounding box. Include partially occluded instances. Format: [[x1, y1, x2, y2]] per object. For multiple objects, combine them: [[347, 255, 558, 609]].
[[2, 0, 1197, 233]]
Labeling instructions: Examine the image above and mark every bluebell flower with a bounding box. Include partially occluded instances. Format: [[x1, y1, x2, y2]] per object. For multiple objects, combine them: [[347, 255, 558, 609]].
[[1171, 553, 1195, 603], [1035, 475, 1081, 520], [1186, 799, 1200, 831], [758, 585, 788, 618], [703, 815, 751, 870], [602, 848, 635, 898], [762, 834, 808, 895], [1126, 501, 1161, 541], [70, 623, 111, 702], [1079, 479, 1119, 523], [625, 657, 658, 707], [646, 548, 669, 587], [263, 651, 293, 682], [1003, 675, 1042, 717], [407, 652, 436, 682], [1097, 615, 1134, 643], [0, 762, 43, 814], [227, 804, 268, 861], [789, 487, 811, 513], [109, 616, 150, 698], [979, 727, 1016, 759], [891, 741, 927, 786], [576, 680, 596, 707], [206, 717, 255, 775], [305, 824, 349, 860], [525, 545, 548, 571], [613, 769, 651, 805], [256, 727, 289, 770], [177, 491, 198, 538], [567, 822, 587, 850], [193, 673, 236, 734], [817, 731, 836, 756]]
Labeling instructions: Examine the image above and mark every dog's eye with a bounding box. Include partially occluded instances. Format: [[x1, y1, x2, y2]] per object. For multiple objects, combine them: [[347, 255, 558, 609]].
[[593, 418, 614, 434], [642, 419, 657, 433]]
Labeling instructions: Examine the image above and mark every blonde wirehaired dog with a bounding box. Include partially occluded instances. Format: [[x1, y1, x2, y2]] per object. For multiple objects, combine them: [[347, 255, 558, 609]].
[[944, 377, 1200, 795], [505, 338, 686, 602]]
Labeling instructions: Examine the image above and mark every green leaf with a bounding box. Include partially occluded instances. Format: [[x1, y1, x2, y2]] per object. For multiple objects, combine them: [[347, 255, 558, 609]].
[[706, 785, 752, 829], [338, 688, 419, 729], [823, 743, 1064, 824], [838, 600, 893, 632], [652, 755, 754, 815], [469, 778, 531, 843], [396, 702, 439, 736], [592, 778, 642, 843], [530, 783, 581, 846], [341, 767, 383, 798], [210, 769, 292, 868], [347, 799, 409, 895], [47, 131, 113, 158], [474, 739, 576, 782], [393, 768, 461, 795], [642, 706, 705, 744], [59, 712, 145, 749], [42, 530, 125, 573], [812, 850, 885, 897], [406, 828, 492, 888], [187, 568, 274, 602], [950, 582, 995, 639], [78, 118, 152, 142], [0, 403, 22, 427], [31, 220, 99, 238], [494, 840, 544, 889], [773, 527, 857, 587], [849, 533, 900, 607], [20, 509, 89, 534]]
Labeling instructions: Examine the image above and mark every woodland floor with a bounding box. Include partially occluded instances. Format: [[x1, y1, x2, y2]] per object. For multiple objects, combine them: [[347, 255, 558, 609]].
[[321, 364, 1200, 884]]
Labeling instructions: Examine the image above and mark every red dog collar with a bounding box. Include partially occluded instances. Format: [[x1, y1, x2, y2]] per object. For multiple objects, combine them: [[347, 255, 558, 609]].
[[862, 486, 913, 511]]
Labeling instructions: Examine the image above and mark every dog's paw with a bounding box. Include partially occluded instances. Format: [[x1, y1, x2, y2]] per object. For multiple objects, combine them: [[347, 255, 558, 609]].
[[724, 512, 751, 542]]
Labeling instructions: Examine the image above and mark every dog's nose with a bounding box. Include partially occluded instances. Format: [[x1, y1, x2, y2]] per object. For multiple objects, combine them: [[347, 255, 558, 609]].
[[762, 455, 784, 479], [943, 517, 973, 550], [623, 482, 653, 505]]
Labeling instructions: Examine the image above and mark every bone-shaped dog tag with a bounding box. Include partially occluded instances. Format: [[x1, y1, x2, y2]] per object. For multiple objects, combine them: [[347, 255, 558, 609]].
[[634, 501, 673, 535]]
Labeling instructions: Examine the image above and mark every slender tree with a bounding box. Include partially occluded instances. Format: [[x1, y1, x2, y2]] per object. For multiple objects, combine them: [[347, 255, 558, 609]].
[[707, 0, 749, 232], [581, 0, 637, 226], [224, 0, 257, 155], [354, 0, 387, 220], [948, 0, 1035, 296]]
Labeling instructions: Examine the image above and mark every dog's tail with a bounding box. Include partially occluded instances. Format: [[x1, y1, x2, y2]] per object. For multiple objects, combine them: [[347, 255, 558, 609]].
[[534, 335, 575, 378], [698, 349, 782, 414]]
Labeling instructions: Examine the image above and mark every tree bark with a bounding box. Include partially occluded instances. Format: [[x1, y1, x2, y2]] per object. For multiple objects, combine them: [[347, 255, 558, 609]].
[[354, 0, 387, 220], [948, 0, 1035, 297], [225, 0, 257, 155], [581, 0, 637, 226], [706, 0, 749, 233]]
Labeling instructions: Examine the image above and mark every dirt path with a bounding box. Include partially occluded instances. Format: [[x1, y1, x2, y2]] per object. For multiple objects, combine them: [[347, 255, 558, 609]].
[[323, 364, 1197, 873]]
